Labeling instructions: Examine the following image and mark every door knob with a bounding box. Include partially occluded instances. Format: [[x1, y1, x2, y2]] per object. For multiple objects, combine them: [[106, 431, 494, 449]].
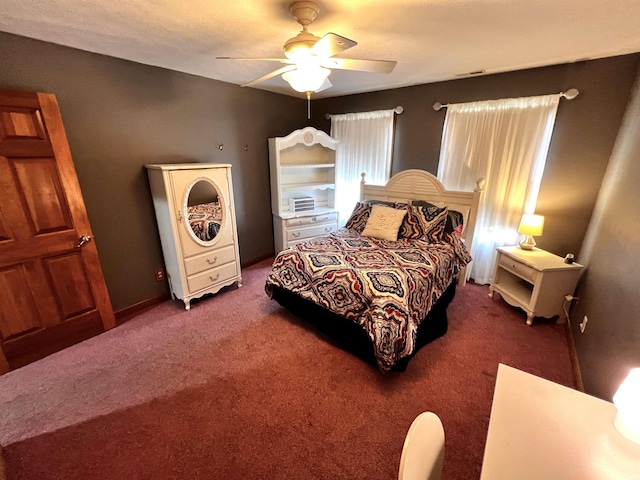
[[76, 235, 92, 248]]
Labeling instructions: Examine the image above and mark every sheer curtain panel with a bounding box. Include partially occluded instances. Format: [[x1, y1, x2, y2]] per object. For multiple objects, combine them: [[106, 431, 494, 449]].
[[437, 94, 560, 284], [331, 109, 395, 225]]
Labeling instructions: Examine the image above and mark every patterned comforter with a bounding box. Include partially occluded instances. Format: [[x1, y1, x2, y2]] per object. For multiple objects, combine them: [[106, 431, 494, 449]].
[[187, 202, 222, 242], [265, 228, 472, 371]]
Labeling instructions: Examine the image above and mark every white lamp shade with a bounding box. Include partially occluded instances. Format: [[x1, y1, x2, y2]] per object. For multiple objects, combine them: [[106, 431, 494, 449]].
[[613, 368, 640, 444], [282, 66, 330, 93], [518, 214, 545, 236]]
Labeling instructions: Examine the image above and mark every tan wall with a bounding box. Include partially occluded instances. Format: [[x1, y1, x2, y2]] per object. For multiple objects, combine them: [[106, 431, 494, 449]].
[[312, 54, 640, 259], [0, 32, 306, 310], [311, 55, 640, 399], [570, 70, 640, 400], [2, 27, 639, 383]]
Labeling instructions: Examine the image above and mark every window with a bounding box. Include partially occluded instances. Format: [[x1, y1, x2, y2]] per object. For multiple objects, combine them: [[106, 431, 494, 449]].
[[331, 109, 395, 225], [437, 95, 560, 283]]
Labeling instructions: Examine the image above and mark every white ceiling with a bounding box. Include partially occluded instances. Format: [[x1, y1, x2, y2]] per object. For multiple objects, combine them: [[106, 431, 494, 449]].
[[1, 0, 639, 99]]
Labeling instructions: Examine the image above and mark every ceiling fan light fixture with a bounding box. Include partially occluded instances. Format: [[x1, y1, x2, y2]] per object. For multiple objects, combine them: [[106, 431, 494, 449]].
[[283, 31, 321, 60], [282, 65, 330, 93], [224, 0, 395, 93]]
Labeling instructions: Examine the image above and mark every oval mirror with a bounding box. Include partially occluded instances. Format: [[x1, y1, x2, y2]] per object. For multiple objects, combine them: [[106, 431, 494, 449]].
[[185, 179, 223, 244]]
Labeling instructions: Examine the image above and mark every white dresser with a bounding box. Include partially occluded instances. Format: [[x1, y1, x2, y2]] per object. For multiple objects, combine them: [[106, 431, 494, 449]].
[[269, 127, 339, 253], [146, 163, 242, 310]]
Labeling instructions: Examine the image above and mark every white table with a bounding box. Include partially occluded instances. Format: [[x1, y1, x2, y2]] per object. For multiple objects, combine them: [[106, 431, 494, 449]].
[[480, 364, 640, 479]]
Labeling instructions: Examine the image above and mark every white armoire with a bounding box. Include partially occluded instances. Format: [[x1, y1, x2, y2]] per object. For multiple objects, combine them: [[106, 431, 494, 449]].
[[269, 127, 339, 253], [145, 163, 242, 310]]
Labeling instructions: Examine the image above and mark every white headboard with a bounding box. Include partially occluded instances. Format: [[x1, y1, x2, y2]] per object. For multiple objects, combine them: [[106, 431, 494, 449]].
[[361, 169, 485, 280]]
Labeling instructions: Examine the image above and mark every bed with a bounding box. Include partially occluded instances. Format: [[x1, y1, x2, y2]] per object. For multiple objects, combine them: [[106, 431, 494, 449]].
[[187, 201, 222, 242], [265, 170, 484, 371]]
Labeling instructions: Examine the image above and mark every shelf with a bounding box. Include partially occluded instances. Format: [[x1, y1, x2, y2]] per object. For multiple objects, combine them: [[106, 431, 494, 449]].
[[281, 163, 335, 169], [282, 182, 335, 192], [270, 128, 338, 254], [493, 272, 533, 308]]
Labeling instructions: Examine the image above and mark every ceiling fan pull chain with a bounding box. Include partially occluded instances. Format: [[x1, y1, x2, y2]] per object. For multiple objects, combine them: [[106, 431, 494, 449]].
[[307, 91, 311, 119]]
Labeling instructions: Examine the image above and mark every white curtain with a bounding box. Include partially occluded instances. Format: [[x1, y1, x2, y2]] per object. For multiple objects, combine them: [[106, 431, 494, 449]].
[[331, 109, 395, 225], [437, 94, 560, 284]]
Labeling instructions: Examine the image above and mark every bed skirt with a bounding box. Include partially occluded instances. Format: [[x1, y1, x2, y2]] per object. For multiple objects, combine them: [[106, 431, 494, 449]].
[[270, 279, 457, 372]]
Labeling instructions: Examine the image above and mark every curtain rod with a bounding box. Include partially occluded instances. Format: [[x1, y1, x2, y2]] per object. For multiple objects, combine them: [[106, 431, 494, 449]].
[[325, 106, 404, 120], [432, 88, 580, 111]]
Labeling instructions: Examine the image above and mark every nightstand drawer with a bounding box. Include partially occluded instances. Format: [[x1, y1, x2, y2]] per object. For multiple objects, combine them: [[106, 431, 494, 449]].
[[287, 223, 337, 242], [498, 255, 537, 283]]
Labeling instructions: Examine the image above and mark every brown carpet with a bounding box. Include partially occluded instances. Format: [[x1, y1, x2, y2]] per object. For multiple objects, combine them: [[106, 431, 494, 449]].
[[0, 258, 575, 480]]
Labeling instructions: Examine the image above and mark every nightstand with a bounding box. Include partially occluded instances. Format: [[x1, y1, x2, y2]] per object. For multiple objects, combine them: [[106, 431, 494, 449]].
[[489, 246, 583, 326]]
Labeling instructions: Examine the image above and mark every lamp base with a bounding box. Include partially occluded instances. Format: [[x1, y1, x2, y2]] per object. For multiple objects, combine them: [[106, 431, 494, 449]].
[[519, 235, 536, 250]]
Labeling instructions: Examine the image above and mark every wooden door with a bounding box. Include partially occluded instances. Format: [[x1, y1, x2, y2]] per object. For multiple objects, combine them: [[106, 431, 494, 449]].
[[0, 89, 115, 373]]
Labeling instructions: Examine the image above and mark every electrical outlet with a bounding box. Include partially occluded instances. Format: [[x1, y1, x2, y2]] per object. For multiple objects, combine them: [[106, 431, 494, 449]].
[[579, 315, 588, 333], [154, 267, 165, 282]]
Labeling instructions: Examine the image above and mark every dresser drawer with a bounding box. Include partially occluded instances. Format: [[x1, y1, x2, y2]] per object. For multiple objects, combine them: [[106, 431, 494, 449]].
[[187, 261, 238, 294], [184, 245, 236, 276], [286, 212, 337, 227], [498, 255, 538, 283], [287, 223, 337, 242]]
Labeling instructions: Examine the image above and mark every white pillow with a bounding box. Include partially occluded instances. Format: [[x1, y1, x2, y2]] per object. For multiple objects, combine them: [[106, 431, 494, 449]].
[[361, 205, 407, 241]]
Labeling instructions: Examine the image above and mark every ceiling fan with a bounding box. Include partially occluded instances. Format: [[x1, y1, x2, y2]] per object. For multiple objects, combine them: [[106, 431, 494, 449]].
[[216, 1, 397, 96]]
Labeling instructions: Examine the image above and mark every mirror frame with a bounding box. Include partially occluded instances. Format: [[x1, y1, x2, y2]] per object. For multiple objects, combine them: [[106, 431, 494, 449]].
[[182, 176, 226, 247]]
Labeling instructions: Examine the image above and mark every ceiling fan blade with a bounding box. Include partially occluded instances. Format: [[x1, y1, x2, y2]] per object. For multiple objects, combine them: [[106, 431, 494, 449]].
[[315, 78, 333, 93], [217, 56, 292, 63], [242, 65, 297, 87], [310, 33, 357, 58], [320, 57, 397, 73]]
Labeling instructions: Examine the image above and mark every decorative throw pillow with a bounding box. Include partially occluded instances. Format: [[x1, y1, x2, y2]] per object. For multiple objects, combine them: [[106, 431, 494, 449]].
[[397, 202, 448, 242], [394, 202, 415, 237], [344, 202, 372, 233], [361, 205, 407, 241], [412, 200, 465, 238]]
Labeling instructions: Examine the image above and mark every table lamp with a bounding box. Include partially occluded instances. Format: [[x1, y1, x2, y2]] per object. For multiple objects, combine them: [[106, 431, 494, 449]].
[[518, 214, 544, 250], [613, 367, 640, 444]]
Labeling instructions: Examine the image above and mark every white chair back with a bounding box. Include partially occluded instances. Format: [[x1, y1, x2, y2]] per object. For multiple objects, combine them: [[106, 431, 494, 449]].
[[398, 412, 445, 480]]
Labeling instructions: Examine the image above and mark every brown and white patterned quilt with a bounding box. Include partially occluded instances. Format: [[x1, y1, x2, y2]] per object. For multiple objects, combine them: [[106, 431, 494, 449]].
[[265, 228, 472, 371], [187, 202, 222, 242]]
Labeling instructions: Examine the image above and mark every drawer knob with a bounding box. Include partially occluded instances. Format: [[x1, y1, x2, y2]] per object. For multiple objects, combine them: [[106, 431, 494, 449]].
[[209, 273, 220, 282], [292, 232, 300, 238], [324, 227, 331, 232], [311, 217, 316, 222], [206, 256, 218, 265]]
